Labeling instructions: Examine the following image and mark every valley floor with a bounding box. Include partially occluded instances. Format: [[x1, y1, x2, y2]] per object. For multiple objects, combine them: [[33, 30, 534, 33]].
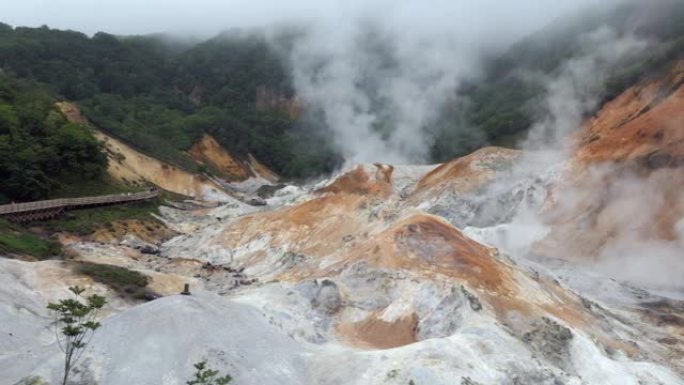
[[2, 155, 683, 385]]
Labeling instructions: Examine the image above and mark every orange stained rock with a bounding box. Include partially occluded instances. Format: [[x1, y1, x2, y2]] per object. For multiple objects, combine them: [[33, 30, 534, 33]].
[[535, 61, 684, 262], [56, 101, 89, 125], [577, 63, 684, 163], [220, 192, 372, 260], [248, 154, 279, 183], [218, 197, 625, 352], [355, 216, 606, 328], [188, 134, 252, 182], [337, 313, 418, 349], [317, 164, 394, 197], [410, 147, 521, 200], [323, 214, 510, 293]]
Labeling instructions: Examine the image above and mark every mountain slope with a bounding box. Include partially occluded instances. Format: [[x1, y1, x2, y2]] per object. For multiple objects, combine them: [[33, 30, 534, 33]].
[[8, 62, 684, 380], [56, 101, 234, 200], [0, 24, 340, 179], [532, 62, 684, 288], [3, 0, 684, 182]]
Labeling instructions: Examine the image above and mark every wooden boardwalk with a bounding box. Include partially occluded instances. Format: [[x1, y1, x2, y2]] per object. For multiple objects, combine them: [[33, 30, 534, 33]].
[[0, 190, 159, 222]]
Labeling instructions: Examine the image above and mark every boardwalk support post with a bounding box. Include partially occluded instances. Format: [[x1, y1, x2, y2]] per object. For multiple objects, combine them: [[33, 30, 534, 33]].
[[180, 283, 191, 296]]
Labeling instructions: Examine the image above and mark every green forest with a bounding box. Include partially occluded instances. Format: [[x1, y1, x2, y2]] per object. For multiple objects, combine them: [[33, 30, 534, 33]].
[[0, 25, 339, 187], [0, 76, 106, 202], [0, 0, 683, 202]]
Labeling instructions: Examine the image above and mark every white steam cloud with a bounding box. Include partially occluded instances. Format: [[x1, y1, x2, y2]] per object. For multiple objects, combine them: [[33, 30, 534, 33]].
[[462, 25, 683, 292], [508, 29, 684, 291], [288, 18, 475, 164], [277, 1, 624, 165], [591, 169, 684, 290], [3, 0, 625, 164], [522, 27, 649, 154]]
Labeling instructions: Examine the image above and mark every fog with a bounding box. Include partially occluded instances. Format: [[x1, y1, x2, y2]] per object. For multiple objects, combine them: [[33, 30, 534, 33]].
[[461, 24, 684, 291], [277, 1, 628, 164], [3, 0, 627, 164], [4, 0, 618, 37]]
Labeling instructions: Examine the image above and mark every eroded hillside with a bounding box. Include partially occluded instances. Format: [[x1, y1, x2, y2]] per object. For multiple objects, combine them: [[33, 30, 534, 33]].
[[534, 62, 684, 283], [56, 102, 278, 201]]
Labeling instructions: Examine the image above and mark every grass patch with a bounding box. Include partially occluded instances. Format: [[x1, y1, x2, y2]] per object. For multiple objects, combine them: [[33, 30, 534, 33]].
[[0, 219, 62, 259], [76, 262, 157, 301], [50, 175, 140, 199], [37, 199, 161, 236]]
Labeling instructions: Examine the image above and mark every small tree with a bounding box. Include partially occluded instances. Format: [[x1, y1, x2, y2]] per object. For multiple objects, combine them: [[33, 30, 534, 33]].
[[47, 286, 106, 385], [187, 360, 232, 385]]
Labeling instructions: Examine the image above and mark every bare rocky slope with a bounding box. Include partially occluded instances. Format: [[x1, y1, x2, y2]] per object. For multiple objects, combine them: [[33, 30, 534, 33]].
[[57, 102, 276, 201], [3, 67, 684, 385]]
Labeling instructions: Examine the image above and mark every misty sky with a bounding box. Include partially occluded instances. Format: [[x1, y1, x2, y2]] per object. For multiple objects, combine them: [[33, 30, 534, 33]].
[[2, 0, 616, 37]]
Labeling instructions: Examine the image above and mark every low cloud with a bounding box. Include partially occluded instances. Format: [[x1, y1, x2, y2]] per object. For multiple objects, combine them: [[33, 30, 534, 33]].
[[278, 1, 627, 165], [4, 0, 628, 165]]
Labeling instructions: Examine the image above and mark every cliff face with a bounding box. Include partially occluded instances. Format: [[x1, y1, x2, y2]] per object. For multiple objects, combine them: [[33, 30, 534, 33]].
[[57, 102, 279, 200], [3, 68, 684, 385], [255, 86, 301, 120], [188, 134, 279, 183], [576, 61, 684, 164], [95, 129, 237, 200], [188, 134, 253, 182], [57, 102, 231, 200]]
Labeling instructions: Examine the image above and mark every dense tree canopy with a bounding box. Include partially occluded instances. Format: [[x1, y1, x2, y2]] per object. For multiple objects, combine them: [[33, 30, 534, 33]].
[[0, 76, 107, 202], [0, 25, 340, 179], [0, 25, 336, 177]]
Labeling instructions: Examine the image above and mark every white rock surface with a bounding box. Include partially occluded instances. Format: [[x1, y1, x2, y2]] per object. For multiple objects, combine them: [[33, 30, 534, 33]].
[[2, 153, 683, 385]]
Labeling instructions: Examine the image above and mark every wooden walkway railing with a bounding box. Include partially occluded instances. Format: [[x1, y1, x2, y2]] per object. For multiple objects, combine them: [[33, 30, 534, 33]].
[[0, 190, 159, 221]]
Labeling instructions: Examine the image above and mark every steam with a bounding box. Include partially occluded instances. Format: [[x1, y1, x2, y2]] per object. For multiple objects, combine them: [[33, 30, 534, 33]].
[[508, 28, 684, 290], [463, 25, 682, 291], [288, 21, 470, 164], [522, 27, 649, 154], [592, 170, 684, 290], [279, 1, 618, 165], [5, 0, 626, 165]]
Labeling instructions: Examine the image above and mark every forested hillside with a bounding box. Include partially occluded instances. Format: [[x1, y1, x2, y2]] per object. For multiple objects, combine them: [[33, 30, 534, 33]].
[[0, 75, 106, 203], [0, 25, 339, 181], [0, 0, 683, 201]]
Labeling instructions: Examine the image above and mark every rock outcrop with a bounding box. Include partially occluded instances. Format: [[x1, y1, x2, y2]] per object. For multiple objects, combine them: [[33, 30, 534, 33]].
[[534, 62, 684, 283]]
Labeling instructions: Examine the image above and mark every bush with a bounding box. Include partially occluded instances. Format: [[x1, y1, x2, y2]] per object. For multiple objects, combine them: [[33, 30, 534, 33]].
[[0, 75, 107, 202], [37, 200, 160, 236], [47, 286, 106, 385], [187, 361, 232, 385], [76, 262, 156, 300], [0, 219, 62, 259]]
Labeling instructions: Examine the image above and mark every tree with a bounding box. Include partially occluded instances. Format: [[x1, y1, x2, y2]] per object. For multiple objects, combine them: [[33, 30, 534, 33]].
[[0, 103, 18, 134], [187, 361, 233, 385], [47, 286, 106, 385]]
